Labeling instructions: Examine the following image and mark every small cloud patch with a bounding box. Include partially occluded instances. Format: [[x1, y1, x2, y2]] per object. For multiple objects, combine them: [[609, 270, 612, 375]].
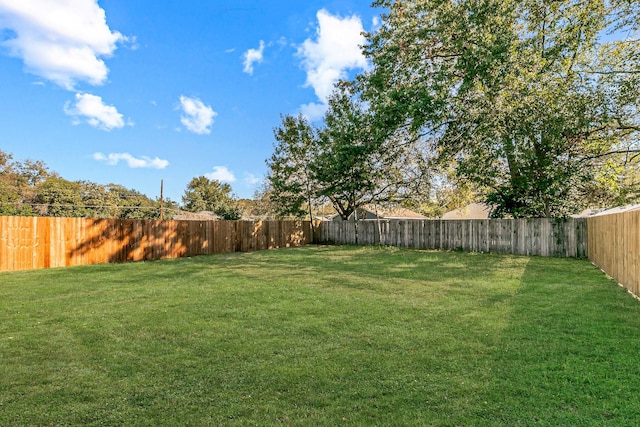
[[65, 92, 128, 131], [178, 95, 217, 135], [93, 152, 169, 169], [205, 166, 236, 183], [242, 40, 265, 75]]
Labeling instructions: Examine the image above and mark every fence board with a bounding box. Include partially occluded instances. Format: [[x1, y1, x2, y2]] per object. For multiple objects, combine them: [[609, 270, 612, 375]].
[[328, 216, 614, 281], [0, 217, 313, 272], [587, 210, 640, 298], [320, 218, 587, 258]]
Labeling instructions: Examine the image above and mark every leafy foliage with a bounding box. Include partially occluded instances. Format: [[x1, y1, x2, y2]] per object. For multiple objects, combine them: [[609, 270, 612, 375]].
[[34, 177, 87, 217], [248, 182, 277, 219], [266, 114, 320, 219], [0, 151, 48, 216], [182, 176, 241, 219], [363, 0, 640, 217], [267, 81, 431, 220]]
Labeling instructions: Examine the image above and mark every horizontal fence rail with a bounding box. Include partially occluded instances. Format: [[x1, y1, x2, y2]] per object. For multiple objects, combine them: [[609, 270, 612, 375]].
[[0, 217, 312, 272], [587, 211, 640, 298], [319, 218, 588, 258]]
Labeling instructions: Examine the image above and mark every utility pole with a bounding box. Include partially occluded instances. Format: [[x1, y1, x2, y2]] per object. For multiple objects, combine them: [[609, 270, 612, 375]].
[[159, 179, 164, 221]]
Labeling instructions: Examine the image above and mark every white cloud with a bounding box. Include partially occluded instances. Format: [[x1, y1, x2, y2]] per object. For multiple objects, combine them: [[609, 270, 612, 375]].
[[0, 0, 125, 89], [300, 101, 329, 122], [242, 40, 265, 75], [64, 92, 128, 131], [244, 173, 261, 186], [297, 9, 369, 117], [93, 152, 169, 169], [205, 166, 236, 183], [178, 95, 217, 135]]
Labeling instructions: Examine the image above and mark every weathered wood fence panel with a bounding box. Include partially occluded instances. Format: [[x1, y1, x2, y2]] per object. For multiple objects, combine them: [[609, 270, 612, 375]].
[[0, 217, 312, 272], [319, 218, 588, 258], [587, 210, 640, 298]]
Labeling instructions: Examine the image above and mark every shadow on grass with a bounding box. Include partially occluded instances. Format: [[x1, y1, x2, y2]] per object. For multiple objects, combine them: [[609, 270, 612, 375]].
[[216, 244, 517, 282], [5, 246, 640, 425], [476, 257, 640, 426]]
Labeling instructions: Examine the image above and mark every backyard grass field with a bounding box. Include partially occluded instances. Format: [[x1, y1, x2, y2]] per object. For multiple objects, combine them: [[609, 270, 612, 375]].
[[1, 245, 640, 426]]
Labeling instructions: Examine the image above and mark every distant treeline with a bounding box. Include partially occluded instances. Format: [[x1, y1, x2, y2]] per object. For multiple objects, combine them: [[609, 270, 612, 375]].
[[0, 150, 178, 219]]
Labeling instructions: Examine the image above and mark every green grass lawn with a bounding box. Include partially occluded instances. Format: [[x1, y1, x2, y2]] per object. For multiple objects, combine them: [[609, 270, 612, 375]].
[[1, 245, 640, 426]]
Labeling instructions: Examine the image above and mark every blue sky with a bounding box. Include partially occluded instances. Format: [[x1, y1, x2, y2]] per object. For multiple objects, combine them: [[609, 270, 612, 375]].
[[0, 0, 382, 202]]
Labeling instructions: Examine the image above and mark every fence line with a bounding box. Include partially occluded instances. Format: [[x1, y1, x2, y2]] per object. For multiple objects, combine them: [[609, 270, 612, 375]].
[[0, 217, 312, 272], [5, 214, 640, 298], [319, 218, 588, 258], [587, 210, 640, 298]]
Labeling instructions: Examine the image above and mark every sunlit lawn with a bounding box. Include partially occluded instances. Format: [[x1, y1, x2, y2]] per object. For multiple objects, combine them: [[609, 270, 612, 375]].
[[1, 245, 639, 426]]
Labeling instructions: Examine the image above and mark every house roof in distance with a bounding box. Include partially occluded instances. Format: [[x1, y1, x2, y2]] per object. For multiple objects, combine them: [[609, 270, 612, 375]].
[[442, 202, 492, 219], [585, 204, 640, 217], [364, 205, 427, 219], [328, 204, 427, 220], [172, 210, 221, 221]]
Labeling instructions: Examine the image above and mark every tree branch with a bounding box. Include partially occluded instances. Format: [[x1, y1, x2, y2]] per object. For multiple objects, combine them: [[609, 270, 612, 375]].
[[581, 149, 640, 162]]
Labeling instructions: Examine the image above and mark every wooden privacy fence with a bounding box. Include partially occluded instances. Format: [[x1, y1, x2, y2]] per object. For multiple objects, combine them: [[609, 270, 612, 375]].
[[319, 218, 588, 258], [587, 210, 640, 298], [0, 217, 312, 272]]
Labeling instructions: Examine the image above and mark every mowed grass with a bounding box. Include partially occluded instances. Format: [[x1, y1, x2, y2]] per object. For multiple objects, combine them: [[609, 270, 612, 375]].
[[1, 245, 640, 426]]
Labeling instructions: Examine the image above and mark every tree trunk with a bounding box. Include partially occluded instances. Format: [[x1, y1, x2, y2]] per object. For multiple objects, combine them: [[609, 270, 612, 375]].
[[306, 186, 315, 242], [354, 212, 359, 245], [374, 203, 383, 245]]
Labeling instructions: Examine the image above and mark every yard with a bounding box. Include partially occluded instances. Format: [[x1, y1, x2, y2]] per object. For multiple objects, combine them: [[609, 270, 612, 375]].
[[1, 245, 639, 426]]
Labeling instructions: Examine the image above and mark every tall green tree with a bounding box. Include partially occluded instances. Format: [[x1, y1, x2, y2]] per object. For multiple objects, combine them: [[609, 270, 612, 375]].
[[314, 80, 430, 220], [267, 114, 321, 220], [266, 81, 432, 222], [182, 176, 240, 219], [363, 0, 640, 217]]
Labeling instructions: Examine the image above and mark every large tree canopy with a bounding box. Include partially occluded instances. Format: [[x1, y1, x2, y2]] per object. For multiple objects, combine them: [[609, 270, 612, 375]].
[[363, 0, 640, 217]]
